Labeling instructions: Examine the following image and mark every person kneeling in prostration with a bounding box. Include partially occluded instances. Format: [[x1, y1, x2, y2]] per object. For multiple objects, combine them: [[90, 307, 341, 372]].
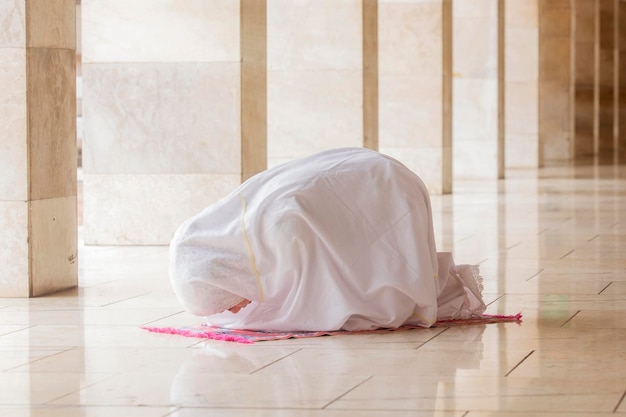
[[169, 148, 485, 332]]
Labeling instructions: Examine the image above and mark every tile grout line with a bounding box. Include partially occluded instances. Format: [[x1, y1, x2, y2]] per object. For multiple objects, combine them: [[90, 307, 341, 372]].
[[504, 350, 535, 377], [249, 348, 303, 375], [525, 268, 545, 282], [414, 327, 451, 350], [162, 406, 183, 417], [100, 293, 152, 307], [598, 282, 613, 295], [485, 294, 505, 307], [321, 375, 374, 409], [506, 242, 522, 251], [587, 234, 600, 242], [141, 310, 186, 326], [43, 372, 123, 405], [0, 324, 37, 338], [560, 310, 581, 328], [613, 388, 626, 413], [2, 346, 79, 372]]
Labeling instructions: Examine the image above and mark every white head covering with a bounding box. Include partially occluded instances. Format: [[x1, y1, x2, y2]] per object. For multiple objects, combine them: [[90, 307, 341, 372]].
[[169, 206, 259, 316]]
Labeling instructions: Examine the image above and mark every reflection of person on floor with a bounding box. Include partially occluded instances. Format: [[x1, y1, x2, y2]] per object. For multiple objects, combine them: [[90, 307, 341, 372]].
[[169, 148, 486, 332]]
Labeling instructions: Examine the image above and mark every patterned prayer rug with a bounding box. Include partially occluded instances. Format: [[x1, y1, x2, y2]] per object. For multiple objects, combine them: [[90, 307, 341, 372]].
[[142, 313, 522, 344]]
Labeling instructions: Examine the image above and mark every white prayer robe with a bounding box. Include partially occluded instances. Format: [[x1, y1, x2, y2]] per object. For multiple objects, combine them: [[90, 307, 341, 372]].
[[170, 148, 485, 331]]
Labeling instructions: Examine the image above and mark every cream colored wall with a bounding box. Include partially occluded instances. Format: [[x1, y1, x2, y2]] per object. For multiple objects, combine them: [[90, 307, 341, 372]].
[[266, 0, 364, 168], [505, 0, 539, 168], [378, 0, 452, 194], [81, 0, 243, 245], [452, 0, 501, 180]]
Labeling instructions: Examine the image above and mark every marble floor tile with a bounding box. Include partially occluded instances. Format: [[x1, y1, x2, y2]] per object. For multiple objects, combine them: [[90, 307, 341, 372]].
[[466, 413, 619, 417], [0, 406, 173, 417], [328, 375, 626, 413], [0, 324, 194, 348], [0, 308, 181, 326], [0, 347, 72, 371], [599, 281, 626, 294], [508, 349, 626, 378], [171, 410, 463, 417], [8, 345, 298, 375], [565, 309, 626, 328], [0, 325, 32, 336], [254, 345, 532, 378], [0, 372, 115, 405], [2, 161, 626, 415], [50, 373, 369, 408]]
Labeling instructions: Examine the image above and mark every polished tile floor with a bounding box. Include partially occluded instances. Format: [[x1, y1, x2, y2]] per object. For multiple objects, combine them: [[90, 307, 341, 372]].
[[2, 162, 626, 416]]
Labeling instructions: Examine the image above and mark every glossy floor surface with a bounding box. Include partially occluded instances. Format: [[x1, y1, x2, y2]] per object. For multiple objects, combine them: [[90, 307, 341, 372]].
[[2, 163, 626, 417]]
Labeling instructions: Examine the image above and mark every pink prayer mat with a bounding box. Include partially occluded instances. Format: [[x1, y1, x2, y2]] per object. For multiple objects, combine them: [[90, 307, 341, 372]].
[[142, 313, 522, 344]]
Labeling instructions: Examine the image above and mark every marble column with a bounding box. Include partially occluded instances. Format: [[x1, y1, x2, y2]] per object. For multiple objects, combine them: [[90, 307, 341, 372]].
[[619, 0, 626, 157], [597, 0, 618, 158], [378, 0, 453, 194], [452, 0, 502, 180], [572, 0, 598, 158], [538, 0, 574, 163], [363, 0, 378, 152], [241, 0, 267, 181], [82, 0, 263, 244], [0, 0, 77, 297], [266, 0, 364, 168], [505, 0, 539, 168]]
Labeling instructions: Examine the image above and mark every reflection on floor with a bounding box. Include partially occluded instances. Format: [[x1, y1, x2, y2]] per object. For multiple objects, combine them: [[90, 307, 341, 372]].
[[1, 163, 626, 417]]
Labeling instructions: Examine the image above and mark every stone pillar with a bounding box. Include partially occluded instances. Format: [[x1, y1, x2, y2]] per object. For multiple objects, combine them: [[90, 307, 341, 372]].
[[572, 0, 598, 158], [0, 0, 77, 297], [266, 0, 364, 168], [619, 0, 626, 157], [505, 0, 540, 168], [82, 0, 262, 244], [598, 0, 618, 158], [241, 0, 267, 181], [378, 0, 453, 194], [538, 0, 573, 163], [452, 0, 502, 180], [363, 0, 378, 152]]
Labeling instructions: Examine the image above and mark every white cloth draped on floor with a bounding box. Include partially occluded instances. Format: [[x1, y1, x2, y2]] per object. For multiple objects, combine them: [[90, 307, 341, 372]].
[[170, 147, 485, 331]]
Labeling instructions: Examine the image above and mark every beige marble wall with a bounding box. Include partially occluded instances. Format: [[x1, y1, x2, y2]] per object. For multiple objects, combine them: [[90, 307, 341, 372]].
[[573, 0, 598, 157], [82, 0, 246, 244], [539, 0, 573, 163], [598, 0, 618, 157], [0, 0, 77, 297], [453, 0, 501, 180], [266, 0, 364, 168], [505, 0, 539, 168], [378, 0, 452, 194]]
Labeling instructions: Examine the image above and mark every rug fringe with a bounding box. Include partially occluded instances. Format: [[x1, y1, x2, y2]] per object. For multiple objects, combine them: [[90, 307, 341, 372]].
[[141, 326, 254, 344]]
